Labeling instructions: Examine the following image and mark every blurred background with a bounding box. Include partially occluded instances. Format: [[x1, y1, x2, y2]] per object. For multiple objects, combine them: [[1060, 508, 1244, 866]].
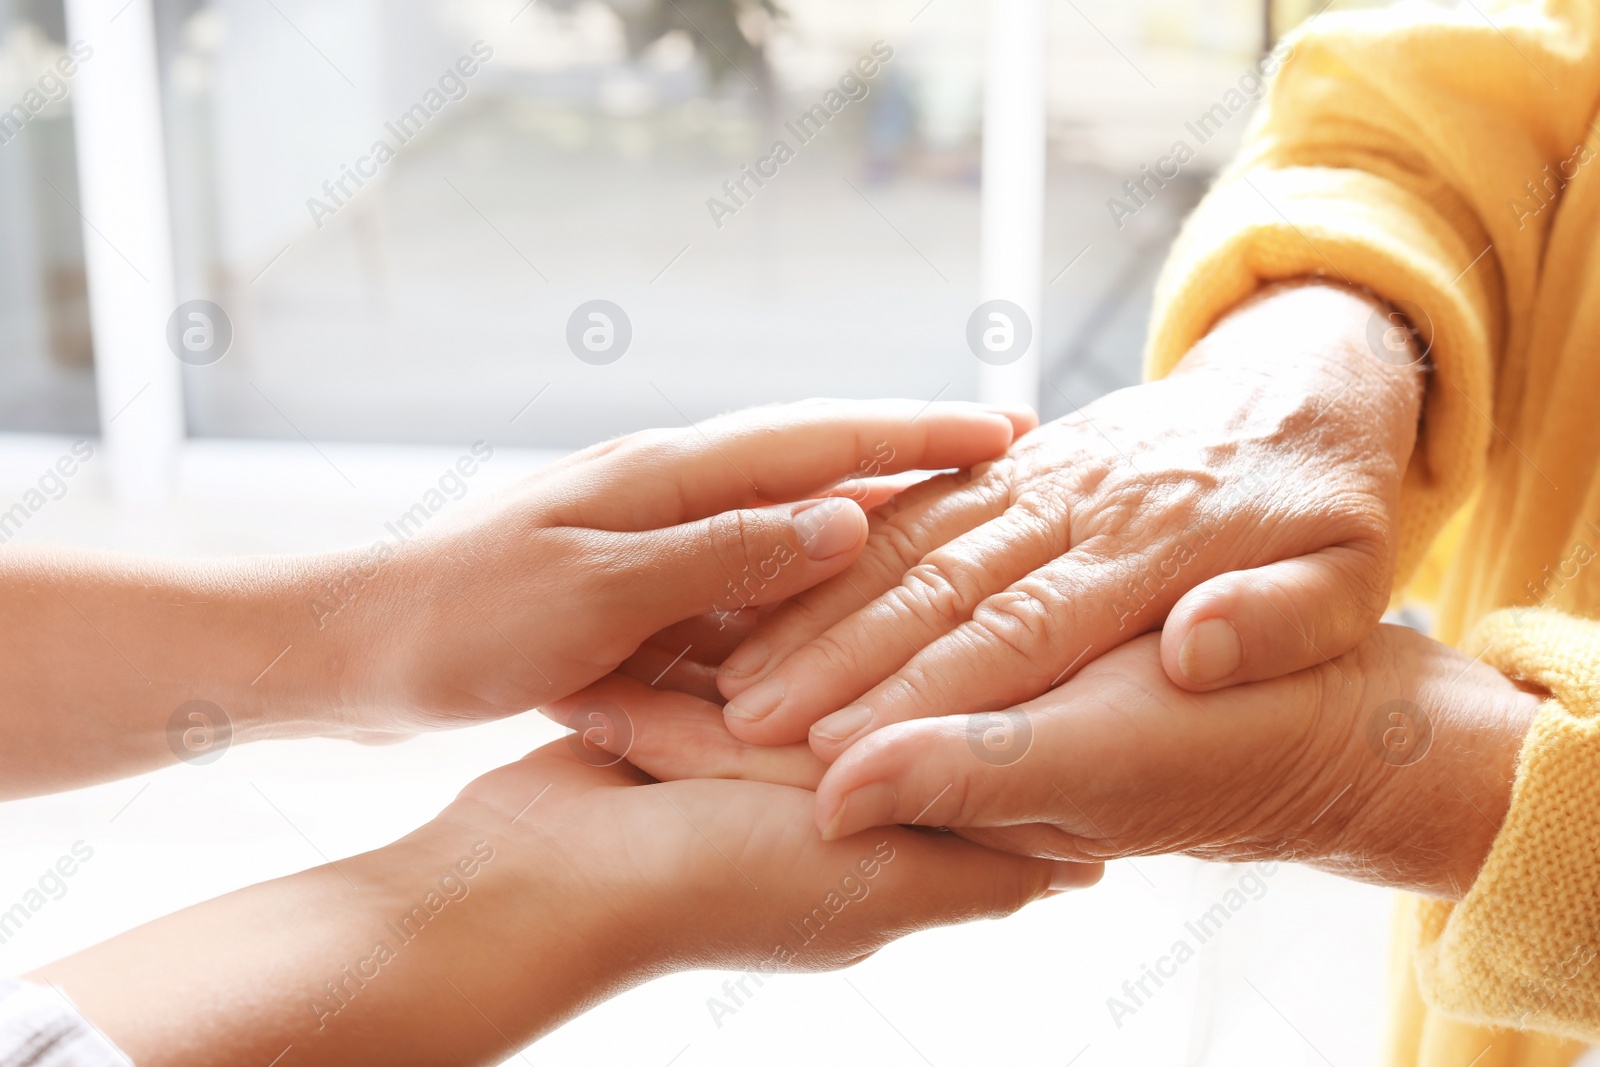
[[0, 0, 1411, 1063]]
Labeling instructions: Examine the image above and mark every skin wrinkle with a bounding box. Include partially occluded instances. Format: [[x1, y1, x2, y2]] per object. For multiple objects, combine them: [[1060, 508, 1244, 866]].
[[870, 512, 941, 572], [899, 559, 989, 629], [992, 494, 1073, 559]]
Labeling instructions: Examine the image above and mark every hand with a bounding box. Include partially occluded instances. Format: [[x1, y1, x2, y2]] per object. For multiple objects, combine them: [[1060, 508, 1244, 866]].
[[804, 624, 1540, 900], [0, 398, 1031, 796], [453, 738, 1097, 973], [713, 283, 1426, 758], [35, 740, 1090, 1066], [539, 672, 1107, 874], [294, 398, 1035, 737]]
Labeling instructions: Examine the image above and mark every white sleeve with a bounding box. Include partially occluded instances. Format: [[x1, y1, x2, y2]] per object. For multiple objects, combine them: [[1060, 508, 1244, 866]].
[[0, 979, 133, 1067]]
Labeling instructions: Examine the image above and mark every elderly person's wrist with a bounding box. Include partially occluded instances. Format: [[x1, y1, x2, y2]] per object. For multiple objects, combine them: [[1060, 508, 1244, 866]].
[[1179, 279, 1425, 466], [1307, 627, 1542, 899]]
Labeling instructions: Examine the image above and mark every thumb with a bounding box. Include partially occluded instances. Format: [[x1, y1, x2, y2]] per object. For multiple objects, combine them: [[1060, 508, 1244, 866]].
[[814, 713, 1071, 844], [595, 497, 869, 635], [1160, 544, 1389, 691]]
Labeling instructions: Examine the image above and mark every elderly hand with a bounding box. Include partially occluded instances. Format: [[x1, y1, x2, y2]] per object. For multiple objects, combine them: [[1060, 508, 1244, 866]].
[[713, 283, 1426, 758], [809, 623, 1540, 900]]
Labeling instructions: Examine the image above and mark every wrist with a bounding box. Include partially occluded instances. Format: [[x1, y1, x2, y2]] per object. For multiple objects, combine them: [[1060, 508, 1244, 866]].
[[1315, 628, 1541, 899], [1179, 279, 1425, 470], [422, 798, 668, 1014], [197, 552, 388, 743], [238, 539, 463, 742], [35, 804, 642, 1066]]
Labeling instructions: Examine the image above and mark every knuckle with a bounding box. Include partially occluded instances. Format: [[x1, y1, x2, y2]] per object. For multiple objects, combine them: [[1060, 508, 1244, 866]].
[[1344, 553, 1393, 620], [970, 586, 1062, 661], [872, 516, 933, 574], [994, 862, 1043, 915], [608, 428, 694, 484], [705, 509, 761, 578], [1262, 578, 1323, 653], [893, 560, 983, 630], [831, 531, 921, 603], [942, 770, 988, 828], [617, 425, 682, 457], [885, 660, 954, 718], [1011, 491, 1071, 539]]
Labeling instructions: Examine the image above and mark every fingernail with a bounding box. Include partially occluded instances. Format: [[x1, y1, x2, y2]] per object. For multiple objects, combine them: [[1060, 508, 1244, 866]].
[[719, 636, 770, 682], [820, 782, 898, 840], [724, 676, 784, 722], [792, 498, 861, 561], [1178, 617, 1242, 685], [983, 403, 1035, 421], [811, 703, 873, 744], [1046, 861, 1102, 895]]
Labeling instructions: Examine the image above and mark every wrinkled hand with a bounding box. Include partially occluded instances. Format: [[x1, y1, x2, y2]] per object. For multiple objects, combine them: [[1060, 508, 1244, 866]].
[[805, 624, 1540, 900], [328, 399, 1031, 735], [714, 283, 1426, 758]]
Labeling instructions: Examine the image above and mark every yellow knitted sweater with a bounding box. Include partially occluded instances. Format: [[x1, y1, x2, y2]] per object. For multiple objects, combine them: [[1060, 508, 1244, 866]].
[[1144, 0, 1600, 1061]]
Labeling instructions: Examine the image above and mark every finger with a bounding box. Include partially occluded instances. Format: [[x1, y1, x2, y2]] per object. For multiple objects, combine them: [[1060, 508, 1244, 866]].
[[349, 729, 419, 746], [589, 496, 869, 635], [858, 833, 1098, 924], [722, 500, 1070, 746], [824, 470, 945, 511], [617, 644, 723, 702], [814, 714, 1075, 843], [952, 825, 1109, 869], [811, 634, 1319, 852], [772, 824, 1090, 960], [548, 399, 1028, 530], [622, 610, 758, 698], [717, 470, 1005, 700], [809, 538, 1222, 760], [830, 477, 917, 511], [458, 738, 651, 818], [543, 674, 826, 789], [643, 609, 759, 666], [1161, 544, 1389, 690]]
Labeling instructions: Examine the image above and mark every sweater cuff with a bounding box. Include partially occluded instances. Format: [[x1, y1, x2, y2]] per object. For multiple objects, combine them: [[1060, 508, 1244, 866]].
[[1142, 165, 1497, 590], [1410, 608, 1600, 1040]]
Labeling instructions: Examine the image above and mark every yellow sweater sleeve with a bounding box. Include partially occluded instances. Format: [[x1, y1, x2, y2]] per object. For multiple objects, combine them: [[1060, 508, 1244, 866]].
[[1409, 608, 1600, 1040], [1143, 0, 1600, 587]]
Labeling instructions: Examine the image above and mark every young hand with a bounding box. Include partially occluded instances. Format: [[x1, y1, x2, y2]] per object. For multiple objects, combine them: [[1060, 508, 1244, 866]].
[[33, 739, 1089, 1066], [0, 399, 1029, 795]]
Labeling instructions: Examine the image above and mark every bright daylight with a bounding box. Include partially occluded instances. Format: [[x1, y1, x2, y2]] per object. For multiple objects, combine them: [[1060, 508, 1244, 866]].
[[1, 0, 1597, 1064]]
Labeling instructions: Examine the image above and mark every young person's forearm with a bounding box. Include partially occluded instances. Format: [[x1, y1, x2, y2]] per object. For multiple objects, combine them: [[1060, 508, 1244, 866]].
[[29, 811, 622, 1066], [0, 547, 370, 796]]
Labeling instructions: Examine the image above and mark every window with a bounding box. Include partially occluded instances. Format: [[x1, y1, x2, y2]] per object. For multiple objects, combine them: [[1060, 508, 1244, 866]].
[[155, 0, 993, 446], [0, 0, 96, 434]]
